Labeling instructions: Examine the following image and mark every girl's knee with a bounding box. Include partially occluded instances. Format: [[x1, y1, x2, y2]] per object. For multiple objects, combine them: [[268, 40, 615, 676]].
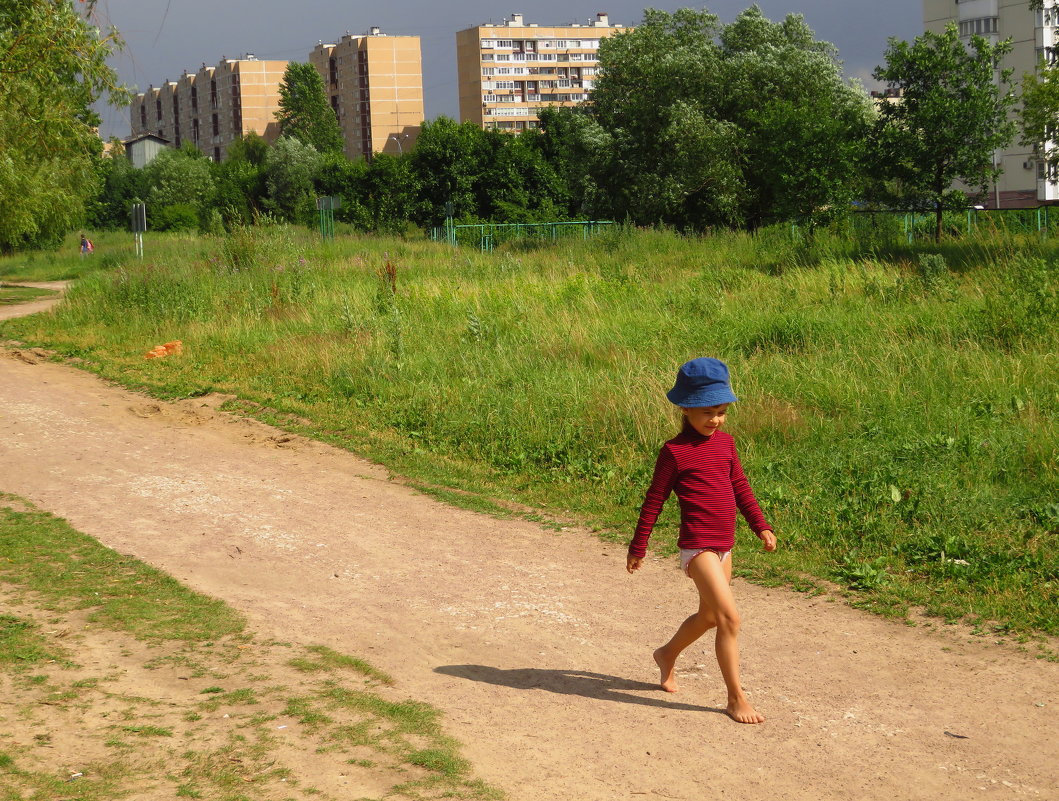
[[715, 609, 741, 635]]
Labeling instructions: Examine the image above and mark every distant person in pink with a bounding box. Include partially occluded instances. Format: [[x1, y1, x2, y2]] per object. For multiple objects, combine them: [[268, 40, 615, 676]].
[[627, 357, 777, 724]]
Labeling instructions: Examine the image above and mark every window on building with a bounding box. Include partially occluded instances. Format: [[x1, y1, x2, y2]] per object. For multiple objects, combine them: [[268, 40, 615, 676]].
[[191, 86, 198, 111], [140, 105, 147, 127], [211, 113, 219, 136], [482, 67, 495, 76], [192, 118, 199, 143], [214, 146, 221, 162], [554, 40, 567, 48], [331, 95, 340, 116], [494, 53, 511, 62], [173, 97, 179, 116], [156, 99, 162, 120], [496, 39, 513, 48], [210, 79, 218, 107], [958, 17, 998, 37], [329, 56, 338, 86]]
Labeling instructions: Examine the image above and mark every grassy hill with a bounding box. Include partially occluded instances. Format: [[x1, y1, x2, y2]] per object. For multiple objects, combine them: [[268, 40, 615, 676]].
[[3, 224, 1056, 640]]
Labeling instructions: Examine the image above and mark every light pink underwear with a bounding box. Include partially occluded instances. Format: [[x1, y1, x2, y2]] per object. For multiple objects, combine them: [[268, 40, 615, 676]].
[[680, 547, 731, 576]]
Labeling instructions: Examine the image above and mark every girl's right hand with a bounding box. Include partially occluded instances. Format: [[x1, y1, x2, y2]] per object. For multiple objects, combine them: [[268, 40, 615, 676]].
[[627, 555, 643, 573]]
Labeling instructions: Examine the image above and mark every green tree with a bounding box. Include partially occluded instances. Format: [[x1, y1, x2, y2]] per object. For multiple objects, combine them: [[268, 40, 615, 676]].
[[262, 136, 321, 224], [588, 7, 869, 230], [871, 24, 1017, 241], [1019, 63, 1059, 182], [212, 133, 270, 225], [721, 8, 872, 228], [408, 117, 492, 225], [143, 142, 216, 229], [0, 0, 129, 251], [275, 62, 344, 155], [89, 141, 149, 230], [480, 129, 567, 222], [535, 107, 612, 219]]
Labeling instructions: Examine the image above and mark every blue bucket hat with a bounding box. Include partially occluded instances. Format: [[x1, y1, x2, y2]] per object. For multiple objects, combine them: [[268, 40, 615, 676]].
[[666, 358, 738, 407]]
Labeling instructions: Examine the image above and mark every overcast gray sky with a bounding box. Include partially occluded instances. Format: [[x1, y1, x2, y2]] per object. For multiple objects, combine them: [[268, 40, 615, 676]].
[[91, 1, 924, 140]]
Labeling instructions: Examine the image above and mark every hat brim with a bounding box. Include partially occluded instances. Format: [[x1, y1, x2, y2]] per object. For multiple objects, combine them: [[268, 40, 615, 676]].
[[666, 386, 738, 407]]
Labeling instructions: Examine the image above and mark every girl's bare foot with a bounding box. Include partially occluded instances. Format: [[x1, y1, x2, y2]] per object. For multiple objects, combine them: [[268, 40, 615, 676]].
[[726, 696, 765, 724], [653, 648, 678, 693]]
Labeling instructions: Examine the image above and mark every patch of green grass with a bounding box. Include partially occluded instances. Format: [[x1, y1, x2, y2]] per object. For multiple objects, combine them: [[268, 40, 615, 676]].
[[0, 284, 56, 305], [0, 496, 244, 641], [407, 748, 470, 777], [0, 615, 65, 667], [288, 645, 394, 685], [121, 724, 173, 737]]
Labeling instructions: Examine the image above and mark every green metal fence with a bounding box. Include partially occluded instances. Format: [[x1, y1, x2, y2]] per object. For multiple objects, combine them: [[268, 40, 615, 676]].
[[843, 207, 1055, 243], [429, 220, 616, 251]]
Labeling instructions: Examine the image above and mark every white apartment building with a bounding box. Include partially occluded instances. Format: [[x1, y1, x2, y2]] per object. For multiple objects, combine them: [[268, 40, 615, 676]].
[[924, 0, 1059, 206], [456, 12, 626, 131]]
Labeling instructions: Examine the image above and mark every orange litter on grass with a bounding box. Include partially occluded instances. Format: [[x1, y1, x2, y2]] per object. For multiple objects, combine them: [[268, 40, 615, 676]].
[[144, 340, 183, 359]]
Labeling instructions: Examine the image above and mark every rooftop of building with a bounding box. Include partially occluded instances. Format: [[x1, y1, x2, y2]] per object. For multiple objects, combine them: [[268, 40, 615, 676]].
[[467, 12, 623, 30]]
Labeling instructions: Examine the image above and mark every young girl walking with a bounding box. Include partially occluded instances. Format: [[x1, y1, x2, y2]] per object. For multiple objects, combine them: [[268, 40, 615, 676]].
[[627, 357, 776, 724]]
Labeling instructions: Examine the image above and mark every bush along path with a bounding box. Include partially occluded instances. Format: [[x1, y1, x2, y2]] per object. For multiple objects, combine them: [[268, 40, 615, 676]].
[[0, 307, 1056, 800]]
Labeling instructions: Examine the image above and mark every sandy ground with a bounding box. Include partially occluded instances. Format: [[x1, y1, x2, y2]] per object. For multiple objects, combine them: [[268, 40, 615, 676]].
[[0, 286, 1056, 800]]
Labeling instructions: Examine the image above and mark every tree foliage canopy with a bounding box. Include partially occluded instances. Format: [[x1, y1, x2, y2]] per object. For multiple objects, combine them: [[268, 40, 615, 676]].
[[275, 62, 344, 156], [1019, 63, 1059, 177], [587, 6, 871, 230], [0, 0, 129, 251], [870, 23, 1016, 240]]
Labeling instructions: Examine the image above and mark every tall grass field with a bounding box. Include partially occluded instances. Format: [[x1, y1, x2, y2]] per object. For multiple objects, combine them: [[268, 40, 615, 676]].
[[2, 224, 1057, 640]]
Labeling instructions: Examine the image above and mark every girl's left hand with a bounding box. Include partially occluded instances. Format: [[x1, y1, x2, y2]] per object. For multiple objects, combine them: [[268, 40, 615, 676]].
[[759, 530, 777, 552]]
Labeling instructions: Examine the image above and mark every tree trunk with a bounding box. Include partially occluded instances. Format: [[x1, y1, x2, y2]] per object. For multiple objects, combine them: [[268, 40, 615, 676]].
[[935, 204, 943, 243]]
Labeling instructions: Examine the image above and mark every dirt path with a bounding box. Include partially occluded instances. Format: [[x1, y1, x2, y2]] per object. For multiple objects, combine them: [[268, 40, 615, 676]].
[[0, 292, 1056, 800], [0, 281, 68, 321]]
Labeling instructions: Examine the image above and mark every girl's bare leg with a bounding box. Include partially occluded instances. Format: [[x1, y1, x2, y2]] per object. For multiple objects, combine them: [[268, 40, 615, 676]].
[[686, 553, 764, 724], [652, 553, 725, 692]]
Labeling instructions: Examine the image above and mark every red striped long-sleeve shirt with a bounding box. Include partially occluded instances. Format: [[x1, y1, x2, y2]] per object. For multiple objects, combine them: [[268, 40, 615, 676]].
[[628, 428, 769, 559]]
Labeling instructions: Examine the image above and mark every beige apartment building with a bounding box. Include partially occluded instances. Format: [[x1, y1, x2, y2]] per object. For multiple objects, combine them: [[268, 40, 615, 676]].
[[309, 28, 424, 159], [924, 0, 1059, 207], [456, 12, 626, 131], [130, 55, 287, 162]]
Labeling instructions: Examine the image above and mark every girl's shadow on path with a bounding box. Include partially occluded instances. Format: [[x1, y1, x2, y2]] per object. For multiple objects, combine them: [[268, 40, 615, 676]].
[[434, 665, 725, 715]]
